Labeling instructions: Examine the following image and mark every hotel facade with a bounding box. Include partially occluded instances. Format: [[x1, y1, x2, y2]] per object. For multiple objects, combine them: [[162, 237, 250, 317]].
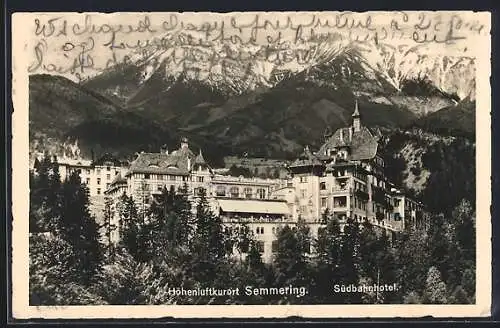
[[36, 101, 427, 262]]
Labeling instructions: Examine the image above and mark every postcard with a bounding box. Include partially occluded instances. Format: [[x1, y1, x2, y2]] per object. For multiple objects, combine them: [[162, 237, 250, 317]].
[[10, 11, 491, 319]]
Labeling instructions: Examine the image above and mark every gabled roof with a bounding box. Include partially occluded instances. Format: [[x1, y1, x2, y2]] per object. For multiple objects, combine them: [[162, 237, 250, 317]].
[[319, 126, 378, 161], [110, 172, 127, 186], [93, 153, 125, 167], [193, 149, 210, 168], [127, 150, 194, 176], [289, 145, 324, 168]]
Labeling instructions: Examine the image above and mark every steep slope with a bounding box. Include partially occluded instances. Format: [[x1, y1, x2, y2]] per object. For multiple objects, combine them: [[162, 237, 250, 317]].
[[29, 74, 122, 139], [380, 128, 475, 216], [410, 100, 476, 138]]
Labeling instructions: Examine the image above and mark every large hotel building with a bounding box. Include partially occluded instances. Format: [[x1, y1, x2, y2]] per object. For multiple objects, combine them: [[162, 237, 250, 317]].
[[36, 101, 427, 262]]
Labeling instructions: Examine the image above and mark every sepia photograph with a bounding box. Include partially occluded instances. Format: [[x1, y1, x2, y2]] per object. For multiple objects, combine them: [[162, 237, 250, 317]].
[[10, 10, 491, 318]]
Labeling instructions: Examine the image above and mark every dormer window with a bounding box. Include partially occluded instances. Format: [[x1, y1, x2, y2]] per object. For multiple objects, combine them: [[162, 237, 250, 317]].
[[337, 149, 348, 160]]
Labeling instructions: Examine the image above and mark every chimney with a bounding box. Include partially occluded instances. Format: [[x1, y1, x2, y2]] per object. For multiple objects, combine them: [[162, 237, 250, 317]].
[[181, 137, 189, 150], [160, 144, 169, 154]]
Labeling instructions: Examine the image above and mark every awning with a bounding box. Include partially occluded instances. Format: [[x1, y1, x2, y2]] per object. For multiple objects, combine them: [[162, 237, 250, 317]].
[[217, 199, 290, 215]]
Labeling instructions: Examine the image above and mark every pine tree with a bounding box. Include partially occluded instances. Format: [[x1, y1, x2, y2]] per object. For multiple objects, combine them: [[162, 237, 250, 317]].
[[232, 240, 269, 305], [358, 220, 379, 281], [102, 195, 116, 258], [118, 193, 141, 260], [192, 188, 226, 260], [450, 199, 476, 293], [272, 224, 310, 304], [145, 185, 193, 261], [423, 266, 448, 304], [312, 213, 343, 303], [427, 214, 452, 282], [338, 216, 361, 303], [234, 222, 252, 261], [29, 154, 59, 232], [58, 172, 103, 285], [90, 248, 153, 305], [394, 225, 430, 301], [189, 188, 229, 293], [377, 231, 398, 303]]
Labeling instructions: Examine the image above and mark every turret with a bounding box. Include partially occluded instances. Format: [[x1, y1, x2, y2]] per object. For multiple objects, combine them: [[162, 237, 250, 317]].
[[181, 137, 189, 150], [352, 99, 361, 132]]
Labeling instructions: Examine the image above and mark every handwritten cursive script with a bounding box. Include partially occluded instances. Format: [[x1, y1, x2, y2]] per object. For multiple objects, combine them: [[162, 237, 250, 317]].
[[27, 12, 487, 84]]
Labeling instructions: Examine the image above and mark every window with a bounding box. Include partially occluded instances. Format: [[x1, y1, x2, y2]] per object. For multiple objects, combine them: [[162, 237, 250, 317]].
[[300, 205, 307, 214], [256, 227, 260, 234], [96, 169, 101, 174], [256, 241, 265, 253], [260, 227, 264, 234], [272, 240, 279, 253], [106, 183, 110, 189], [333, 196, 347, 207], [182, 176, 188, 182], [97, 188, 101, 195], [86, 169, 91, 174], [85, 178, 90, 184], [115, 170, 119, 175], [170, 175, 176, 181], [194, 187, 205, 196], [106, 174, 111, 180], [320, 182, 326, 190], [300, 189, 307, 198], [144, 174, 150, 179], [197, 176, 204, 182], [157, 184, 163, 191], [97, 178, 101, 185], [244, 187, 253, 198], [257, 188, 266, 199], [216, 186, 226, 197], [230, 187, 239, 198], [107, 166, 111, 171], [321, 197, 327, 208], [299, 176, 308, 183]]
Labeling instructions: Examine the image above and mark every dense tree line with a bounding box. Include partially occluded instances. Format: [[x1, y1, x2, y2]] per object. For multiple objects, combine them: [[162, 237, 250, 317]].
[[30, 155, 476, 305]]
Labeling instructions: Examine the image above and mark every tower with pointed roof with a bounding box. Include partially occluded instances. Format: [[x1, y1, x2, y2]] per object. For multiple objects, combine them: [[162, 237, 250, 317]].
[[352, 99, 361, 132], [191, 149, 213, 197]]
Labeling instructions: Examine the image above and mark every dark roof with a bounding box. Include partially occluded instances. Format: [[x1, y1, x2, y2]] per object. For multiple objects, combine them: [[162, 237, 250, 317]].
[[290, 146, 324, 168], [110, 172, 127, 185], [93, 153, 125, 166], [352, 99, 360, 117], [194, 149, 208, 167], [127, 147, 196, 176], [318, 126, 379, 161]]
